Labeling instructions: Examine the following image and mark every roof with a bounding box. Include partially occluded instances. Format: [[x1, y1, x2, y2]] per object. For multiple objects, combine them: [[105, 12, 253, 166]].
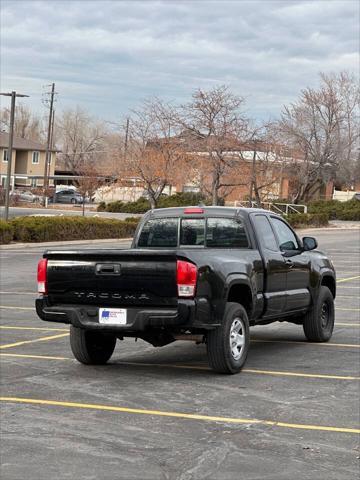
[[146, 206, 275, 217], [0, 132, 57, 152]]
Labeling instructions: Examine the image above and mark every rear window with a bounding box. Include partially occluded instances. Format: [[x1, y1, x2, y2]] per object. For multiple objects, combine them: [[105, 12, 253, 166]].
[[137, 218, 178, 247], [137, 216, 249, 248], [206, 218, 249, 248], [180, 218, 205, 246]]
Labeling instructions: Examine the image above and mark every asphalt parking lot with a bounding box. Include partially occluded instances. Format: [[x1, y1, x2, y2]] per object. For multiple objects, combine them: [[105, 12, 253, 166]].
[[0, 229, 359, 480]]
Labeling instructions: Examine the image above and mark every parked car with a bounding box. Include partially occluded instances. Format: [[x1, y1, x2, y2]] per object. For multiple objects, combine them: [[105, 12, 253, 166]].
[[36, 206, 336, 374], [52, 189, 84, 204], [10, 190, 42, 203]]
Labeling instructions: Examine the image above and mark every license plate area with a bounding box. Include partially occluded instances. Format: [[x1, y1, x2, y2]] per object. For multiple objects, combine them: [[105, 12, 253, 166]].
[[99, 308, 127, 325]]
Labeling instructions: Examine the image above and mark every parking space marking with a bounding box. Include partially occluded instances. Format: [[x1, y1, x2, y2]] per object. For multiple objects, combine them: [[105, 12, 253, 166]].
[[336, 323, 359, 327], [251, 339, 359, 348], [336, 295, 360, 298], [0, 291, 35, 295], [0, 306, 33, 311], [336, 308, 360, 312], [1, 396, 359, 434], [0, 353, 70, 360], [1, 353, 358, 381], [337, 275, 360, 283], [0, 333, 69, 349], [0, 326, 69, 332]]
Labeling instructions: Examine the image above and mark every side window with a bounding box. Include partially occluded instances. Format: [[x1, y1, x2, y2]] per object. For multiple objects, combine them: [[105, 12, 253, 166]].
[[3, 150, 9, 163], [137, 218, 178, 247], [271, 217, 299, 251], [253, 215, 278, 251], [180, 218, 205, 246], [206, 218, 249, 248]]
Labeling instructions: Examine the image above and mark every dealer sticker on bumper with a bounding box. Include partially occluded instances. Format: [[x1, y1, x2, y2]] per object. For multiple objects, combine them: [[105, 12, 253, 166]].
[[99, 308, 127, 325]]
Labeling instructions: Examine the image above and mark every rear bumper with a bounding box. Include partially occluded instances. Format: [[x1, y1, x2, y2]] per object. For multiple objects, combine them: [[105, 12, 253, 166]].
[[35, 297, 218, 331]]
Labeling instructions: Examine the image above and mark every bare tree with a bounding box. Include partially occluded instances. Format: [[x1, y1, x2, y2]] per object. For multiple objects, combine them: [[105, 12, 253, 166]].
[[277, 71, 359, 203], [176, 86, 248, 205], [57, 107, 106, 173], [76, 164, 103, 216], [122, 99, 185, 209], [0, 103, 44, 141]]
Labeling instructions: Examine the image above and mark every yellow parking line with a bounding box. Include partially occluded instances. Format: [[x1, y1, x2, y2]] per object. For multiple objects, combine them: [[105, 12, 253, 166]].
[[0, 333, 69, 349], [337, 275, 360, 284], [1, 353, 358, 381], [0, 353, 70, 361], [335, 307, 360, 312], [0, 306, 33, 310], [0, 326, 68, 332], [0, 291, 35, 295], [242, 368, 359, 381], [336, 323, 359, 327], [1, 396, 359, 434], [251, 339, 359, 348]]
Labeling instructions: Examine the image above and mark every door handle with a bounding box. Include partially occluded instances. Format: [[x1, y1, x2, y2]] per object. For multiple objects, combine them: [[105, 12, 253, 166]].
[[96, 263, 121, 275], [285, 259, 294, 268]]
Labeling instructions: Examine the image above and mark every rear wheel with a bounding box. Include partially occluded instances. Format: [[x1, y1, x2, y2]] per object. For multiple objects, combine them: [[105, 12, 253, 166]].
[[207, 302, 250, 374], [303, 286, 334, 342], [70, 326, 116, 364]]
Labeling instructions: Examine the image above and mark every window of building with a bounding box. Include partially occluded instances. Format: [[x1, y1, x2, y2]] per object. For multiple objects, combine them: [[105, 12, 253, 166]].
[[2, 150, 9, 163], [32, 151, 40, 164]]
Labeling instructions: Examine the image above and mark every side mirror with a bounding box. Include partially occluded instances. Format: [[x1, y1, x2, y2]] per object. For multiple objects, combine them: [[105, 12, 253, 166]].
[[302, 236, 318, 251]]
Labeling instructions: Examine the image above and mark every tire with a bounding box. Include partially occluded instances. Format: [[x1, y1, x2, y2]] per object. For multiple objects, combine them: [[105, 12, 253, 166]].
[[70, 326, 116, 364], [71, 198, 76, 204], [207, 302, 250, 374], [303, 286, 335, 342]]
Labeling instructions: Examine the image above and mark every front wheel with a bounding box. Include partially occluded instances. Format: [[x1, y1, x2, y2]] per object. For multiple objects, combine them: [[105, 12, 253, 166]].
[[70, 326, 116, 364], [303, 286, 335, 342], [207, 302, 250, 374]]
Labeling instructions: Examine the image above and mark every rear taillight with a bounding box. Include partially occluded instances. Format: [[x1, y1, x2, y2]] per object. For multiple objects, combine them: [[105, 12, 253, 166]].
[[37, 259, 48, 294], [177, 260, 197, 298]]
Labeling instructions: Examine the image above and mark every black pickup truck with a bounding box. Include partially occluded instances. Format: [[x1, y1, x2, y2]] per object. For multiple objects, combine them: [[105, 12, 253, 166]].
[[36, 207, 336, 374]]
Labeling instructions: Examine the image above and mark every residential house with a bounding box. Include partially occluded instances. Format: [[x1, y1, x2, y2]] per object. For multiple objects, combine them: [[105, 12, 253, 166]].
[[0, 132, 56, 189]]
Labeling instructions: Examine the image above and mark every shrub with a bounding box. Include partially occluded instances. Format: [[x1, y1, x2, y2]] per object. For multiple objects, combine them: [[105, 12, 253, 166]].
[[308, 199, 360, 220], [0, 220, 14, 244], [98, 192, 210, 213], [11, 216, 138, 243], [287, 213, 329, 228]]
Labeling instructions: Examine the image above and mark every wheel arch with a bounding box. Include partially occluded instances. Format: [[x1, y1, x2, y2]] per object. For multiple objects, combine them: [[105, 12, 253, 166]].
[[226, 280, 253, 319], [321, 274, 336, 299]]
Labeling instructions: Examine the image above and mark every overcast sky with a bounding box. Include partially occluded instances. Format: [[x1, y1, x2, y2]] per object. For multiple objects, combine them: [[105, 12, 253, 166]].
[[1, 0, 359, 123]]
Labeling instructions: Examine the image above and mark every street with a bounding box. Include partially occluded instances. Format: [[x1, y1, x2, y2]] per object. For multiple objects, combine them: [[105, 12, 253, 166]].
[[0, 205, 141, 221], [0, 229, 359, 480]]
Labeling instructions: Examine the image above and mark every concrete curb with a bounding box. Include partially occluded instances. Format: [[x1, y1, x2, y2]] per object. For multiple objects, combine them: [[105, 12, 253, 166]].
[[0, 237, 133, 250]]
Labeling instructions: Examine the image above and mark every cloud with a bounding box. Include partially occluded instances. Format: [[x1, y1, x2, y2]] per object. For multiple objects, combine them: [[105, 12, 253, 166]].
[[0, 0, 358, 121]]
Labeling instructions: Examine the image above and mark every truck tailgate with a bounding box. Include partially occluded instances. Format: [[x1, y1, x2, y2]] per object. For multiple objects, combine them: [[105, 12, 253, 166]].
[[44, 249, 178, 307]]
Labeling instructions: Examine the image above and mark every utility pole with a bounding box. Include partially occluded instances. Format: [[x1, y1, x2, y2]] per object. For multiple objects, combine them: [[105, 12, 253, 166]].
[[43, 83, 56, 207], [124, 117, 130, 156], [0, 91, 29, 221]]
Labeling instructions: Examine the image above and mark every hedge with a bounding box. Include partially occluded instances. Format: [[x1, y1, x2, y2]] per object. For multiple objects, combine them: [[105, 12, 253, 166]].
[[0, 216, 139, 244], [286, 213, 329, 228], [98, 192, 210, 214], [308, 199, 360, 220], [0, 220, 14, 244]]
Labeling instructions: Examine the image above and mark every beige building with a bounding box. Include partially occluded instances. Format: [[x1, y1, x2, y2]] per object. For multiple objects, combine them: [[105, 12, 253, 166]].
[[0, 132, 56, 189]]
